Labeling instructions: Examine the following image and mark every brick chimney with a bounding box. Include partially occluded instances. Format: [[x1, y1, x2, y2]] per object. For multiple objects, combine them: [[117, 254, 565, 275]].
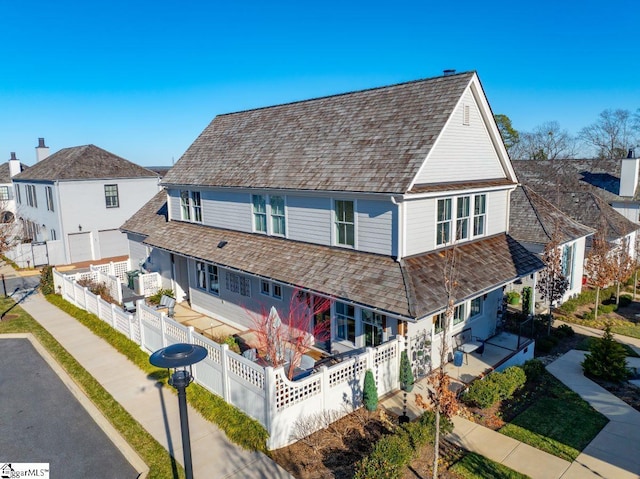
[[35, 137, 50, 162], [8, 152, 22, 177], [619, 149, 639, 197]]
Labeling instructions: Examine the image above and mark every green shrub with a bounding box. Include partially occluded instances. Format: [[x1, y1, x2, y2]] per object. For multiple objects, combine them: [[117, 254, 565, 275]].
[[40, 265, 55, 295], [148, 288, 175, 305], [522, 287, 532, 315], [399, 350, 414, 392], [522, 359, 546, 381], [506, 291, 521, 305], [354, 433, 412, 479], [418, 409, 453, 437], [498, 366, 526, 399], [463, 376, 501, 408], [582, 324, 630, 383], [363, 370, 378, 411], [553, 324, 575, 339], [558, 301, 577, 314], [535, 335, 558, 354]]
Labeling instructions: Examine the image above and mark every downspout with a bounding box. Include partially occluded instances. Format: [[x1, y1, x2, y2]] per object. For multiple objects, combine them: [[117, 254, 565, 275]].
[[53, 180, 67, 263], [391, 195, 404, 261]]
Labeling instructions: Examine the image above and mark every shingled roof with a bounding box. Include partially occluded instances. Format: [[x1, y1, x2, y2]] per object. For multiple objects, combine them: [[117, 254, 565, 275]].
[[13, 145, 158, 181], [0, 162, 28, 183], [513, 158, 638, 202], [162, 72, 477, 194], [122, 192, 543, 318], [509, 185, 594, 248]]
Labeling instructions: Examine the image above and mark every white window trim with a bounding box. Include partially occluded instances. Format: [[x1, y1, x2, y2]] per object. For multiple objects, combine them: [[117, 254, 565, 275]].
[[436, 194, 487, 246], [252, 193, 287, 237], [333, 198, 357, 248], [195, 260, 220, 296], [181, 190, 203, 223]]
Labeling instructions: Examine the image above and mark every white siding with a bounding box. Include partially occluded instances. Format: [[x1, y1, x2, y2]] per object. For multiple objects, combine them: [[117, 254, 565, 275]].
[[357, 199, 395, 255], [68, 232, 93, 263], [286, 196, 332, 245], [167, 189, 181, 220], [127, 233, 148, 269], [98, 229, 128, 259], [202, 191, 252, 232], [486, 189, 508, 236], [415, 88, 506, 184], [405, 198, 436, 256]]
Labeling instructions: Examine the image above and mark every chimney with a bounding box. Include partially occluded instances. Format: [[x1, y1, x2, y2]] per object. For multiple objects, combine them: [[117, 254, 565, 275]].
[[35, 137, 50, 162], [8, 152, 21, 177], [443, 69, 456, 76], [619, 151, 639, 197]]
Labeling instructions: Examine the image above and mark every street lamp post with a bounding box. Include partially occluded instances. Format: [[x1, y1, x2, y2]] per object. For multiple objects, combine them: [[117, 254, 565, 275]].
[[149, 343, 208, 479]]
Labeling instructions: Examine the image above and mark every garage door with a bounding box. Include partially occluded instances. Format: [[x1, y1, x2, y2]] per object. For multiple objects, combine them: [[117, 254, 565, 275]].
[[68, 232, 93, 263], [98, 229, 128, 259]]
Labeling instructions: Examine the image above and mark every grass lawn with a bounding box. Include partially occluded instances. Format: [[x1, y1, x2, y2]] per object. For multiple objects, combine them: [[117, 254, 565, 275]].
[[451, 452, 530, 479], [576, 336, 640, 357], [0, 296, 185, 479], [499, 375, 608, 461]]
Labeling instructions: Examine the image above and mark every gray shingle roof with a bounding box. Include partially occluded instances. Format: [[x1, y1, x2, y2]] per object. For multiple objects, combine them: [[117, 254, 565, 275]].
[[13, 145, 158, 181], [509, 185, 594, 247], [513, 161, 639, 243], [0, 162, 28, 183], [122, 192, 543, 318], [162, 72, 477, 194]]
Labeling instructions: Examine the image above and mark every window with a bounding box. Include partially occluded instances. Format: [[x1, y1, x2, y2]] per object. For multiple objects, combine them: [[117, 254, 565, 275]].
[[473, 194, 486, 236], [261, 279, 271, 296], [335, 302, 355, 343], [273, 283, 282, 299], [225, 272, 251, 297], [434, 312, 445, 334], [207, 264, 219, 295], [562, 243, 575, 289], [196, 261, 207, 290], [45, 186, 54, 211], [456, 196, 470, 240], [260, 279, 282, 299], [104, 184, 119, 208], [180, 190, 191, 220], [15, 184, 21, 204], [436, 198, 452, 245], [50, 229, 57, 241], [26, 185, 37, 207], [470, 297, 482, 317], [270, 196, 285, 236], [180, 190, 202, 222], [252, 195, 267, 233], [335, 200, 355, 247], [0, 186, 9, 201], [453, 304, 465, 325], [362, 310, 385, 347]]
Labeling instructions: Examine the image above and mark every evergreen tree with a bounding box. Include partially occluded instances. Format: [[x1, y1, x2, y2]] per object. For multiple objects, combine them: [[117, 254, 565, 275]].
[[582, 324, 630, 383], [363, 370, 378, 411], [399, 350, 414, 392]]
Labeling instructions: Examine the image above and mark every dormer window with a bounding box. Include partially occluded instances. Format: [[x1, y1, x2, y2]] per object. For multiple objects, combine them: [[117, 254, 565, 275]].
[[180, 190, 202, 223], [437, 193, 487, 246]]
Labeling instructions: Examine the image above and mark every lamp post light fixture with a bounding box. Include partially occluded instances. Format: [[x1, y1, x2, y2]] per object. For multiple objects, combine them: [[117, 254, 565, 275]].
[[149, 343, 208, 479]]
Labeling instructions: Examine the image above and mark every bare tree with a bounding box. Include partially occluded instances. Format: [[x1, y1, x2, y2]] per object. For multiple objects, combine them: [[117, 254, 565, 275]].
[[584, 231, 615, 321], [426, 245, 460, 479], [611, 238, 634, 305], [511, 121, 577, 160], [579, 109, 638, 159], [536, 227, 569, 333], [247, 289, 331, 380]]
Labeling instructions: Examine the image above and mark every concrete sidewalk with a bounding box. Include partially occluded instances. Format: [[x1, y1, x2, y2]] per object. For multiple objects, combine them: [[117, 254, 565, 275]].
[[17, 290, 292, 479]]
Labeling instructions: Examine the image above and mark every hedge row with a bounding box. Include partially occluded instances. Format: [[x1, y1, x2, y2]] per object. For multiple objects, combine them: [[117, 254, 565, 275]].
[[462, 366, 526, 409]]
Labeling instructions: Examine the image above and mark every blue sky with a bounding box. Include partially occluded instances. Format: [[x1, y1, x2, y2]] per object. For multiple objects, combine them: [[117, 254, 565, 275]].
[[1, 0, 638, 166]]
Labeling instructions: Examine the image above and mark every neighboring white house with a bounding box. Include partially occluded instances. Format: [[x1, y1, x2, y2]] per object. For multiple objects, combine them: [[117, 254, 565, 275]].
[[509, 185, 594, 303], [122, 71, 544, 372], [0, 152, 28, 222], [13, 140, 160, 266]]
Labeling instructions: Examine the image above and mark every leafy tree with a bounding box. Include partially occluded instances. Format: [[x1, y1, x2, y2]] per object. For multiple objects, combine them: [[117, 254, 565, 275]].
[[511, 121, 577, 160], [536, 228, 569, 333], [611, 238, 634, 305], [582, 324, 629, 383], [584, 230, 614, 322], [579, 109, 638, 159], [363, 369, 378, 411], [494, 114, 520, 153]]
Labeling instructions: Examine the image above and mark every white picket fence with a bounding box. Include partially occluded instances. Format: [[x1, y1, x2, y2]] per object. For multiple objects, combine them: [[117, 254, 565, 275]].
[[52, 269, 402, 449]]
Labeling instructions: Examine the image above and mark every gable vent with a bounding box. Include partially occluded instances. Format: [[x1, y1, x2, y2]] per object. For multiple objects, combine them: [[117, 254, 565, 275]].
[[463, 104, 470, 125]]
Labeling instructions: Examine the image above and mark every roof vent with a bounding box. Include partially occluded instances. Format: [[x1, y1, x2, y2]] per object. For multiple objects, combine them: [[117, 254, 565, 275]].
[[443, 69, 456, 76]]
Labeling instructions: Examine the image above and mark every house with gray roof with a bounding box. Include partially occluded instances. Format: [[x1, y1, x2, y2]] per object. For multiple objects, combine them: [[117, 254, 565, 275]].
[[0, 152, 28, 223], [509, 185, 595, 302], [13, 141, 160, 266], [122, 71, 543, 370]]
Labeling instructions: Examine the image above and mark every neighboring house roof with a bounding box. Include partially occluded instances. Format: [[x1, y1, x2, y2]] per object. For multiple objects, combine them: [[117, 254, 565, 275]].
[[509, 185, 594, 248], [513, 158, 638, 203], [13, 145, 158, 181], [122, 192, 543, 319], [0, 162, 28, 183], [162, 72, 486, 194]]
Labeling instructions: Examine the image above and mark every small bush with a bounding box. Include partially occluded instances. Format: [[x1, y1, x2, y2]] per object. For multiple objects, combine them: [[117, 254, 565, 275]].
[[399, 350, 414, 392], [522, 359, 546, 381], [553, 324, 575, 339], [506, 291, 521, 305], [535, 335, 558, 354], [582, 324, 630, 383], [498, 366, 526, 399], [40, 265, 55, 295], [464, 367, 526, 408], [558, 301, 577, 314], [148, 288, 175, 305], [354, 433, 412, 479], [76, 279, 117, 304]]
